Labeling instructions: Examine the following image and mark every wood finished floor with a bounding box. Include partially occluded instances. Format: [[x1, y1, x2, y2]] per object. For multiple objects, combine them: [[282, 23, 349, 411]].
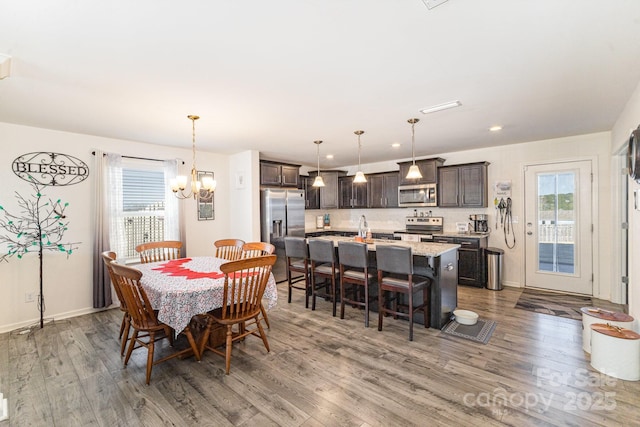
[[1, 285, 639, 427]]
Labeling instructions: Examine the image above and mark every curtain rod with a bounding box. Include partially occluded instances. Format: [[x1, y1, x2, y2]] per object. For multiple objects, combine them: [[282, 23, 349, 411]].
[[91, 151, 184, 164]]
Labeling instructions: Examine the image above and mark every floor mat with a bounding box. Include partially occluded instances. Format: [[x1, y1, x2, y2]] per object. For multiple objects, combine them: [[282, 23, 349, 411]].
[[515, 288, 592, 320], [441, 319, 497, 345]]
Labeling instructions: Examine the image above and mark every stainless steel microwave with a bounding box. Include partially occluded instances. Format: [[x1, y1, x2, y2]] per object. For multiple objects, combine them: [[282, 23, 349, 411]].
[[398, 183, 437, 207]]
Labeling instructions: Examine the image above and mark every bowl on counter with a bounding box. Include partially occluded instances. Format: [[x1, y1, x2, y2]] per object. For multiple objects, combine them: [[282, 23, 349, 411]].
[[453, 309, 479, 325]]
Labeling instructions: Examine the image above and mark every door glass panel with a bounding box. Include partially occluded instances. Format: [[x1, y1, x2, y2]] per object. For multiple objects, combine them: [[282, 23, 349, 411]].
[[537, 172, 575, 274]]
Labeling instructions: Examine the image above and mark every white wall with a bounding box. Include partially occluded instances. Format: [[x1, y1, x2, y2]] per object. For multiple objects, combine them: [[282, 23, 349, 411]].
[[0, 122, 258, 333], [307, 131, 613, 298], [229, 150, 261, 242], [612, 79, 640, 330]]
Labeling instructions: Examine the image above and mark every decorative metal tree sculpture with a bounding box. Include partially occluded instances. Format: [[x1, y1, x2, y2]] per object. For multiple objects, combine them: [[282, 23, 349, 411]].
[[0, 179, 80, 328]]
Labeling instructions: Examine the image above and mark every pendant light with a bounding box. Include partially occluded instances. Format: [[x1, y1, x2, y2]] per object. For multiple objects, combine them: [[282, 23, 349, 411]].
[[312, 140, 325, 187], [353, 130, 367, 183], [405, 118, 422, 180], [170, 115, 217, 199]]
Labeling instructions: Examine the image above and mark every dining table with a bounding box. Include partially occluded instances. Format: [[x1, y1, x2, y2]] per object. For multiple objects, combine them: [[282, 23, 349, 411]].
[[135, 256, 278, 334]]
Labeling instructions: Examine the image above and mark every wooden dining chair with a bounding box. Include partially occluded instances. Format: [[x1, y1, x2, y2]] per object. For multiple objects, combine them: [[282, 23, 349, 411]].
[[110, 262, 201, 384], [376, 245, 431, 341], [101, 251, 131, 356], [199, 255, 276, 374], [241, 241, 276, 329], [338, 241, 375, 327], [241, 241, 276, 258], [135, 240, 183, 264], [214, 238, 245, 261]]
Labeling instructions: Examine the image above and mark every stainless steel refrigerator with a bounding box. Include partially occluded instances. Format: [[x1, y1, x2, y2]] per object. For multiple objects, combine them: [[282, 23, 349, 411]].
[[260, 188, 305, 282]]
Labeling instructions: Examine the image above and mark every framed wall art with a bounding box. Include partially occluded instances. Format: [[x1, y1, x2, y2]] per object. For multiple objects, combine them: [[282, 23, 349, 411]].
[[197, 170, 215, 220]]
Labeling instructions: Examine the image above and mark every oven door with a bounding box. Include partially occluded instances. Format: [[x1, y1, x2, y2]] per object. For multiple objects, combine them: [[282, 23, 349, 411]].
[[398, 184, 437, 207], [393, 232, 433, 242]]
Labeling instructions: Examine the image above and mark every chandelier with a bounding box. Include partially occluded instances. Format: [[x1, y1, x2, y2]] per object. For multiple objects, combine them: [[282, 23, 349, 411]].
[[170, 115, 216, 199]]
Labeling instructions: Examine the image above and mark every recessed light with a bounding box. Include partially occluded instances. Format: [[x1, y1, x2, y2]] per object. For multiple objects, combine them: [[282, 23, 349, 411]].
[[326, 154, 334, 159], [489, 125, 503, 132], [391, 143, 401, 148], [420, 100, 461, 114]]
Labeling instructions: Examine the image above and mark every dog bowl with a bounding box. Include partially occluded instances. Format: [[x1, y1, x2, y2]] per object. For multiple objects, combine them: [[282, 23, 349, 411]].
[[453, 309, 479, 326]]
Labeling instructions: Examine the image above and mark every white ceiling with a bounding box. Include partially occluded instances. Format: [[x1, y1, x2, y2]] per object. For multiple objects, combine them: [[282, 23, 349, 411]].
[[2, 1, 640, 169]]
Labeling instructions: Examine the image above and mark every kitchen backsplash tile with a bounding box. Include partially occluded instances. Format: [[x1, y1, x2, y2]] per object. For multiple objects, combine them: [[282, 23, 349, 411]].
[[305, 208, 495, 233]]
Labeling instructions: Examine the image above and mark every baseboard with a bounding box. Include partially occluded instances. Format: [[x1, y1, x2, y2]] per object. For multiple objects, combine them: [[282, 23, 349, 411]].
[[0, 305, 116, 335]]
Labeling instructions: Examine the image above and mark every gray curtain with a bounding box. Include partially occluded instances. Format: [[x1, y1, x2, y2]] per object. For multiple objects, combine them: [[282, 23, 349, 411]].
[[92, 150, 118, 308]]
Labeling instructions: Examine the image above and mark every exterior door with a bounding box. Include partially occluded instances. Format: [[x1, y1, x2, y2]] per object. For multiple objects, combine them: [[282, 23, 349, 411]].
[[524, 160, 593, 294]]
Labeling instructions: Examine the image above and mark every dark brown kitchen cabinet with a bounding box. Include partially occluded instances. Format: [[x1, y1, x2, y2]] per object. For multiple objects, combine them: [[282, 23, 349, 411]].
[[433, 235, 488, 287], [309, 170, 346, 209], [300, 175, 320, 209], [339, 176, 368, 208], [260, 161, 300, 187], [438, 162, 489, 208], [367, 172, 399, 208], [398, 158, 445, 186]]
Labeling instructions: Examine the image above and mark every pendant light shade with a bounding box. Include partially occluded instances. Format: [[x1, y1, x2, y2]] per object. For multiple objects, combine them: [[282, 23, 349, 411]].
[[406, 164, 422, 179], [354, 171, 367, 183], [312, 140, 325, 187], [353, 130, 367, 183], [406, 118, 423, 180]]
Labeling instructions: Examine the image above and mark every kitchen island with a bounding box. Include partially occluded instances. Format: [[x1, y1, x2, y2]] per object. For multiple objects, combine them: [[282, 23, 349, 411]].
[[314, 236, 460, 329]]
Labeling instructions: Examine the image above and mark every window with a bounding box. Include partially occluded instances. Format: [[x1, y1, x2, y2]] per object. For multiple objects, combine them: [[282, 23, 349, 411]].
[[108, 157, 179, 261], [122, 164, 166, 259]]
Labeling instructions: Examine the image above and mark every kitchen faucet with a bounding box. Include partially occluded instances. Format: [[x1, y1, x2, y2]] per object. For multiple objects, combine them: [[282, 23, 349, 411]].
[[358, 215, 368, 238]]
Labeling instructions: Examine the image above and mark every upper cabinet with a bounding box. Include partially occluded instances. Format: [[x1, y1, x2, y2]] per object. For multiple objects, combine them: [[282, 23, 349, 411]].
[[300, 175, 320, 209], [339, 176, 368, 209], [260, 161, 300, 187], [309, 170, 346, 209], [367, 172, 399, 208], [438, 162, 489, 208], [398, 158, 445, 186]]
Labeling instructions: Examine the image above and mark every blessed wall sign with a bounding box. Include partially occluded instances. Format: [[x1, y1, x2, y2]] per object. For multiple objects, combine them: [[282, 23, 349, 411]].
[[12, 152, 89, 186]]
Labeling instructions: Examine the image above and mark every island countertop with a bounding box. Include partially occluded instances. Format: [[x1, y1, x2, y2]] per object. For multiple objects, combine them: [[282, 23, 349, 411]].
[[305, 227, 396, 235], [313, 235, 460, 257]]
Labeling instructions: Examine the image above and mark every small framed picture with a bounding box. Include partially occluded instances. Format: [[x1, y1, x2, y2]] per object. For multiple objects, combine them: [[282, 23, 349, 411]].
[[197, 170, 215, 221]]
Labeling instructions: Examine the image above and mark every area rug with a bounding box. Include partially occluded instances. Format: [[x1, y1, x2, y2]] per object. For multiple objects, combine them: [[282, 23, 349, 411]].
[[441, 319, 497, 345], [515, 288, 591, 321]]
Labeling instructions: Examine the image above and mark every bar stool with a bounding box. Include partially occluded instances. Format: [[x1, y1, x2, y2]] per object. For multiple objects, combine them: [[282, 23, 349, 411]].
[[338, 241, 375, 327], [376, 245, 430, 341], [284, 236, 311, 308], [308, 239, 339, 317]]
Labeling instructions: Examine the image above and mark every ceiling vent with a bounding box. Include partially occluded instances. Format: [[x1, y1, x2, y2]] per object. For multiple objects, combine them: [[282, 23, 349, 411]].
[[422, 0, 449, 9]]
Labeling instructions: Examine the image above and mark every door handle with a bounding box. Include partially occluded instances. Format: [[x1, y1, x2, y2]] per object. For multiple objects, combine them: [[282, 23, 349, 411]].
[[527, 231, 533, 235]]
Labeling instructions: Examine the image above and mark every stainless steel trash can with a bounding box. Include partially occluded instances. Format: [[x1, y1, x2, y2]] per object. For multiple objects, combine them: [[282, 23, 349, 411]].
[[486, 247, 504, 290]]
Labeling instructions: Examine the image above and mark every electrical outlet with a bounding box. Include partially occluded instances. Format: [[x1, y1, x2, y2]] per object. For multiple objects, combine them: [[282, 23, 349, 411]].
[[25, 292, 35, 303], [511, 216, 518, 224]]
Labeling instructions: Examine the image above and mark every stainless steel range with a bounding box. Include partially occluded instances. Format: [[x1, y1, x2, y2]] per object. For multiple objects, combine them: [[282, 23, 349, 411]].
[[393, 216, 443, 242]]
